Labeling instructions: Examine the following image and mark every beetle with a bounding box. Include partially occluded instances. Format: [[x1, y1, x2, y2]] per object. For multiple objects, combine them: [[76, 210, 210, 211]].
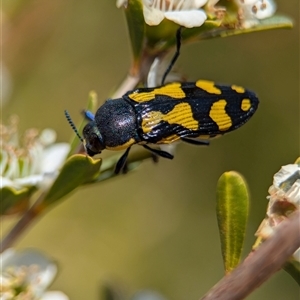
[[65, 28, 259, 174], [65, 80, 258, 173]]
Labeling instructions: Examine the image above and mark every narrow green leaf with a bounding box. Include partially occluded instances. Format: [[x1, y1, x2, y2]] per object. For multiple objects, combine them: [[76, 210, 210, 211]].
[[197, 15, 293, 40], [43, 154, 101, 207], [124, 0, 145, 64], [159, 15, 292, 52], [150, 20, 221, 52], [216, 171, 250, 273], [284, 259, 300, 285], [0, 186, 35, 215]]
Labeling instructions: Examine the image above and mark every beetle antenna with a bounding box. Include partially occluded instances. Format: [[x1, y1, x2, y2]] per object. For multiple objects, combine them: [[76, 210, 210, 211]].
[[161, 26, 182, 86], [64, 110, 84, 143]]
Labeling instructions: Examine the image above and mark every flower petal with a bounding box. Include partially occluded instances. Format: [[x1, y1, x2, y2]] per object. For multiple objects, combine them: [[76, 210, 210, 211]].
[[0, 177, 15, 188], [42, 291, 69, 300], [1, 249, 58, 298], [252, 0, 277, 19], [14, 174, 44, 187], [39, 143, 70, 173], [0, 248, 16, 262], [193, 0, 209, 8], [293, 248, 300, 262], [116, 0, 128, 8], [271, 164, 300, 192], [143, 5, 165, 25], [164, 10, 207, 28], [235, 0, 257, 5]]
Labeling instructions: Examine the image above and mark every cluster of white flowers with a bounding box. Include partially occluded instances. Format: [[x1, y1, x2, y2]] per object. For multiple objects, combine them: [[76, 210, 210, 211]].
[[0, 116, 70, 190], [116, 0, 277, 28], [0, 249, 68, 300], [256, 163, 300, 261]]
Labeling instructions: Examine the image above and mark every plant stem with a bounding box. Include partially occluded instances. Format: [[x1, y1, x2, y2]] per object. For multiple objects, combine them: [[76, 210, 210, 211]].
[[200, 210, 300, 300], [111, 74, 140, 99], [1, 193, 46, 253]]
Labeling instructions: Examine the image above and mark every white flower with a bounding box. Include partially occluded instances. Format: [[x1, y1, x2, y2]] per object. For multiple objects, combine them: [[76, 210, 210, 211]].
[[268, 164, 300, 205], [142, 0, 208, 27], [117, 0, 278, 30], [255, 162, 300, 261], [142, 0, 208, 28], [235, 0, 277, 28], [0, 116, 70, 190], [0, 248, 69, 300], [41, 291, 69, 300]]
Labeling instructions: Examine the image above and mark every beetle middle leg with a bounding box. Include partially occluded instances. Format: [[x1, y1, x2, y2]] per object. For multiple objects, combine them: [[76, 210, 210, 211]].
[[143, 145, 174, 159], [181, 137, 210, 146]]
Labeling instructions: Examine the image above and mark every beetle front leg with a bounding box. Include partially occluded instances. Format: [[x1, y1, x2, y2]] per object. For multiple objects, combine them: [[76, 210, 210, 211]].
[[115, 147, 131, 174]]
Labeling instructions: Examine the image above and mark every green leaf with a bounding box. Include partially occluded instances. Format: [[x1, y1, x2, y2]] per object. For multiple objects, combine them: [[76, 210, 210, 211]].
[[147, 20, 220, 52], [124, 0, 145, 66], [158, 14, 292, 52], [0, 186, 35, 215], [43, 154, 101, 207], [216, 171, 250, 273], [197, 14, 293, 40], [284, 259, 300, 285]]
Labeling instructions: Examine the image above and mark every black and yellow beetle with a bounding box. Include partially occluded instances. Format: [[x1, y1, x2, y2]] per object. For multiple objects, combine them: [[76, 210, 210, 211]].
[[65, 79, 258, 173], [65, 28, 259, 174]]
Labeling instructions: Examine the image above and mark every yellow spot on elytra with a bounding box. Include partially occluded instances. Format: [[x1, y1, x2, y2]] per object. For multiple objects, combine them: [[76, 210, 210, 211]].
[[106, 138, 136, 151], [241, 99, 251, 111], [142, 103, 199, 138], [196, 80, 221, 94], [128, 83, 185, 102], [231, 85, 245, 93], [209, 100, 232, 131], [141, 111, 163, 133]]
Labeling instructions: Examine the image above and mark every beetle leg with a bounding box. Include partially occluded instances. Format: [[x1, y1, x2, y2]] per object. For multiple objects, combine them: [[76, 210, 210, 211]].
[[181, 137, 210, 146], [143, 145, 174, 159], [161, 26, 182, 85], [121, 162, 129, 174], [151, 153, 159, 163], [115, 147, 131, 174]]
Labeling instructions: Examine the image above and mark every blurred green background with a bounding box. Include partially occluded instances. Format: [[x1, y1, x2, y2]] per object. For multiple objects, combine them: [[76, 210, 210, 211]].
[[2, 0, 299, 299]]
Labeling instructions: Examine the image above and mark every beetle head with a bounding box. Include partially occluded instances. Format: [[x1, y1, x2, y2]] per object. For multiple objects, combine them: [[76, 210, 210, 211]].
[[82, 121, 105, 156]]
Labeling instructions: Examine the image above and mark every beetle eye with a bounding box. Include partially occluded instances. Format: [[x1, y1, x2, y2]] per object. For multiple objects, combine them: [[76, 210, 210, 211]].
[[85, 144, 100, 157], [83, 122, 105, 156], [84, 134, 104, 156]]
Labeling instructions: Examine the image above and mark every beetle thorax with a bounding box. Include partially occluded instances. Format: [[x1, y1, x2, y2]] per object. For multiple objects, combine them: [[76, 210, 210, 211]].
[[95, 99, 138, 150]]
